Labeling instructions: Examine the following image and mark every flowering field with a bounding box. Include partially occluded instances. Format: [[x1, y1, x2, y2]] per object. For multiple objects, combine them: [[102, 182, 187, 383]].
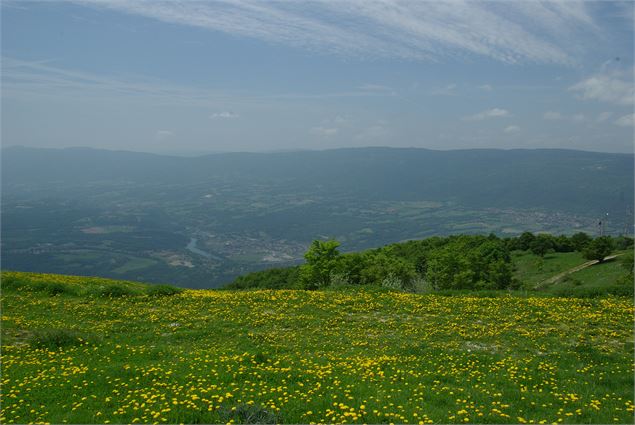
[[1, 271, 633, 424]]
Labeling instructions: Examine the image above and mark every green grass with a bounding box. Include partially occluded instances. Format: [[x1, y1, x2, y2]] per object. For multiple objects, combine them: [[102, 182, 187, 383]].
[[511, 250, 632, 292], [547, 257, 633, 297], [564, 257, 630, 288], [512, 251, 587, 288], [1, 271, 634, 424]]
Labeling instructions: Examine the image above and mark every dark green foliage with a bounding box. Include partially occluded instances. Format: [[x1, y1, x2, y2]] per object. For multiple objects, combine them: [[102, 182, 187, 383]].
[[299, 240, 341, 289], [529, 234, 555, 257], [92, 284, 139, 298], [583, 236, 614, 263], [359, 251, 417, 289], [43, 282, 69, 296], [1, 274, 78, 296], [29, 328, 88, 349], [145, 284, 184, 296], [553, 235, 575, 252], [425, 236, 513, 290], [224, 233, 630, 294], [218, 404, 278, 424], [571, 232, 592, 251], [224, 267, 301, 290], [518, 232, 536, 251], [614, 236, 634, 250], [621, 251, 634, 276], [1, 273, 21, 291]]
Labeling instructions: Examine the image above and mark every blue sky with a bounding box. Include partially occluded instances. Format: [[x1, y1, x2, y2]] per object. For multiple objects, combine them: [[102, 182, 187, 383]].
[[2, 0, 634, 153]]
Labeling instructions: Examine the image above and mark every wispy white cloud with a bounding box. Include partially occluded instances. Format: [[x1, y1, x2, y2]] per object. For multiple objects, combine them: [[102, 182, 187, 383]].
[[543, 111, 563, 120], [310, 126, 338, 137], [477, 84, 493, 91], [597, 111, 612, 122], [569, 70, 634, 106], [544, 111, 594, 123], [210, 111, 239, 119], [354, 123, 389, 141], [615, 113, 634, 127], [571, 113, 585, 122], [155, 130, 174, 141], [1, 56, 244, 106], [78, 0, 598, 65], [1, 56, 385, 105], [359, 84, 393, 92], [333, 115, 348, 124], [504, 125, 520, 133], [464, 108, 509, 121], [431, 83, 458, 96]]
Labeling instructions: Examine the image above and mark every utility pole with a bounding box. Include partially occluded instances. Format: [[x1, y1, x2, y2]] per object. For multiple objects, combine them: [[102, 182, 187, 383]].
[[598, 213, 609, 236], [623, 208, 634, 236]]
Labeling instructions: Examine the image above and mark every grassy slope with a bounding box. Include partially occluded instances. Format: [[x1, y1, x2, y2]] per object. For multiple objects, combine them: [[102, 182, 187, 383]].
[[512, 251, 588, 288], [511, 250, 632, 294], [1, 271, 634, 424]]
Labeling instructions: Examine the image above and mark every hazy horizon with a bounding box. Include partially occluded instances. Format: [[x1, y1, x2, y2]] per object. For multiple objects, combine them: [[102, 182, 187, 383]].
[[4, 143, 635, 157], [2, 1, 634, 154]]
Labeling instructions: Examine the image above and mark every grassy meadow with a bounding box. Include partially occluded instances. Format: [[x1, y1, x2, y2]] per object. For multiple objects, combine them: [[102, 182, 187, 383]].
[[1, 271, 634, 424]]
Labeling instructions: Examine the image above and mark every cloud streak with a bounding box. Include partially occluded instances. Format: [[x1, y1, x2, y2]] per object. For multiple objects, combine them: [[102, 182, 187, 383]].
[[210, 111, 239, 119], [615, 113, 634, 127], [464, 108, 510, 121], [79, 0, 598, 65], [569, 70, 634, 106], [311, 126, 338, 137]]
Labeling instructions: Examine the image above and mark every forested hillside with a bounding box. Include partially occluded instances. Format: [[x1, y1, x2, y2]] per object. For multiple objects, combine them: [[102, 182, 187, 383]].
[[226, 232, 634, 297]]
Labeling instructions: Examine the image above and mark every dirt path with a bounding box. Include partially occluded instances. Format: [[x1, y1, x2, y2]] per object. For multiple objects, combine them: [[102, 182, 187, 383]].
[[533, 254, 622, 290]]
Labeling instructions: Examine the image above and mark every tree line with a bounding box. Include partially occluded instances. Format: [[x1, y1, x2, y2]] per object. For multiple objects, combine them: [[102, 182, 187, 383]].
[[224, 232, 633, 291]]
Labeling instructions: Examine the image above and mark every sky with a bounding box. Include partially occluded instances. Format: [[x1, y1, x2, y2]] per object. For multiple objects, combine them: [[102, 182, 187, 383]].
[[1, 0, 634, 154]]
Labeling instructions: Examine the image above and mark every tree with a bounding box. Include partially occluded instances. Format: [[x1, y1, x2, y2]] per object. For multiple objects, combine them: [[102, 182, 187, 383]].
[[299, 240, 341, 289], [424, 236, 513, 290], [359, 252, 417, 289], [553, 235, 575, 253], [517, 232, 536, 251], [570, 232, 591, 252], [583, 236, 614, 263], [529, 234, 555, 257]]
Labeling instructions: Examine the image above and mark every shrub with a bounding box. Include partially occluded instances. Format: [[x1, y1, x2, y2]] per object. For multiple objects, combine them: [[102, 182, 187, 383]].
[[571, 232, 592, 252], [43, 282, 72, 296], [412, 277, 433, 294], [29, 328, 88, 349], [1, 274, 77, 296], [92, 284, 138, 298], [145, 284, 183, 296], [329, 272, 350, 287], [381, 273, 405, 291], [1, 274, 22, 291], [583, 237, 614, 263], [218, 404, 278, 424], [621, 251, 634, 275]]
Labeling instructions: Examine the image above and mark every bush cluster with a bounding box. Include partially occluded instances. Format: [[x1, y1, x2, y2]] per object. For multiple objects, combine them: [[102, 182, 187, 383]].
[[225, 232, 632, 293]]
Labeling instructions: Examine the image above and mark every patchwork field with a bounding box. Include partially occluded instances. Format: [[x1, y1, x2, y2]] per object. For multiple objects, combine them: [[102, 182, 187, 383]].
[[1, 272, 634, 424]]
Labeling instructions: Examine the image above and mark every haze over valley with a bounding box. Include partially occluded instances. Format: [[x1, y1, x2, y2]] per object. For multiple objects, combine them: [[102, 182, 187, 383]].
[[3, 146, 632, 287]]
